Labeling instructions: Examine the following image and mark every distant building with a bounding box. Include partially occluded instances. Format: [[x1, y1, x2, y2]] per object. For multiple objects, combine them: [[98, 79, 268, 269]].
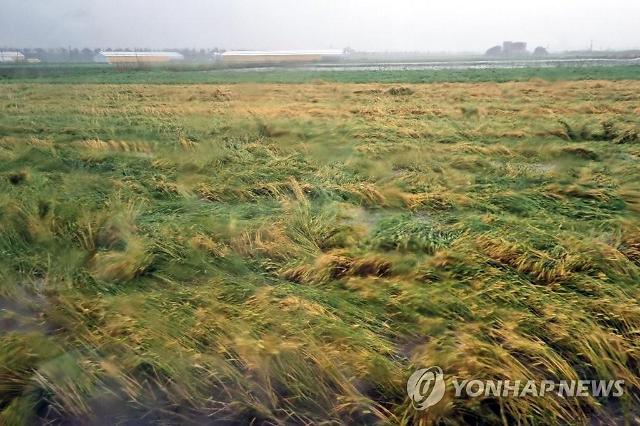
[[0, 51, 25, 63], [93, 51, 184, 64], [502, 41, 528, 56], [221, 50, 344, 65]]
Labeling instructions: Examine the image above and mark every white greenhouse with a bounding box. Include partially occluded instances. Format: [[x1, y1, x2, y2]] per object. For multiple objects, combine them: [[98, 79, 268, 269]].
[[221, 50, 344, 65], [94, 51, 184, 64], [0, 51, 25, 63]]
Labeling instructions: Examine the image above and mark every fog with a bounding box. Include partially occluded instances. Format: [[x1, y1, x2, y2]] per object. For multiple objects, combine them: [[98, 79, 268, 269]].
[[2, 0, 639, 52]]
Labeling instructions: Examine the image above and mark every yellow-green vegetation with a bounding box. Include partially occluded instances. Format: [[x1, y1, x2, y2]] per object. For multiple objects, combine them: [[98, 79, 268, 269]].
[[1, 80, 640, 424]]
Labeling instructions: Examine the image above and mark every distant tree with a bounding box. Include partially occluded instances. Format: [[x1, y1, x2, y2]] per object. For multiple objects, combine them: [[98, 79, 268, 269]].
[[78, 48, 93, 62], [55, 48, 65, 62], [533, 46, 549, 56], [485, 45, 502, 56]]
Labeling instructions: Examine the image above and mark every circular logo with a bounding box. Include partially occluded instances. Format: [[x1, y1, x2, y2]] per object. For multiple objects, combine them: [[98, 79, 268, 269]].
[[407, 366, 446, 410]]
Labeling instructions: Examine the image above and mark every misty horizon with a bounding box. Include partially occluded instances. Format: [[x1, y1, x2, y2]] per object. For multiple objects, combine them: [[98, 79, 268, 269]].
[[1, 1, 639, 53]]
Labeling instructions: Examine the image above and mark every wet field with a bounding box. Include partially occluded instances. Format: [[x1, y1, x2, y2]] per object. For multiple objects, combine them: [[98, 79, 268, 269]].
[[233, 57, 640, 72]]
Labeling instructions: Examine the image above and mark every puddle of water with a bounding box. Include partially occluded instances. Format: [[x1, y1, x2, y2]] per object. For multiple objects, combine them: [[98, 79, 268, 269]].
[[0, 287, 55, 335], [213, 58, 640, 73]]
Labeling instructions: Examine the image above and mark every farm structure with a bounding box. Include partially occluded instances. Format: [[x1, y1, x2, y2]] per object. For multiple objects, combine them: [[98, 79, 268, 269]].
[[221, 50, 344, 65], [94, 51, 184, 64], [502, 41, 528, 56], [485, 42, 529, 57], [0, 51, 25, 63]]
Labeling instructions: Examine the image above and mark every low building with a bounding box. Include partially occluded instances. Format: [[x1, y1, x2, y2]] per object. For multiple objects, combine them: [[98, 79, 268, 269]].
[[502, 41, 528, 56], [221, 50, 344, 65], [94, 51, 184, 64], [0, 51, 25, 63]]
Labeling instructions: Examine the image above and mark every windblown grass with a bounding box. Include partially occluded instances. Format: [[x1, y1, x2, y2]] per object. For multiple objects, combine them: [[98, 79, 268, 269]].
[[0, 79, 639, 424]]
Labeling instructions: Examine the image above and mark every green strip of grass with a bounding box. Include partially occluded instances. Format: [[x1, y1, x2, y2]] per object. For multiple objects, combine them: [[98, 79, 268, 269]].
[[1, 64, 640, 84]]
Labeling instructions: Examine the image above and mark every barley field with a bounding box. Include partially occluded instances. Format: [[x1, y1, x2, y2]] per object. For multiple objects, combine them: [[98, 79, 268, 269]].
[[1, 77, 640, 424]]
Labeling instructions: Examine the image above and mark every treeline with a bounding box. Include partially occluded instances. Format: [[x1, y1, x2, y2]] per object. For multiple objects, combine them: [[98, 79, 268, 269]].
[[1, 48, 225, 63]]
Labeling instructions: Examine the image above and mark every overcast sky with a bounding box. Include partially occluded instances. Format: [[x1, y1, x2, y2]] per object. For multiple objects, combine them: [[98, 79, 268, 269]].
[[1, 0, 639, 52]]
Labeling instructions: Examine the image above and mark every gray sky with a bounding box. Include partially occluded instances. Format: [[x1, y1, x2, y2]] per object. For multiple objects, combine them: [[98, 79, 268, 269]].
[[2, 0, 639, 52]]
